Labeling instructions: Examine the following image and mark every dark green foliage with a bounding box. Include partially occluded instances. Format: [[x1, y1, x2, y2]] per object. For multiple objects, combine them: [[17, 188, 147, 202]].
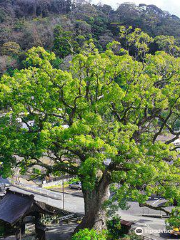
[[51, 56, 63, 68], [107, 216, 143, 239], [0, 0, 72, 18], [91, 16, 108, 39], [0, 224, 5, 237], [53, 32, 72, 58], [113, 3, 180, 39], [107, 217, 122, 239], [0, 9, 6, 22]]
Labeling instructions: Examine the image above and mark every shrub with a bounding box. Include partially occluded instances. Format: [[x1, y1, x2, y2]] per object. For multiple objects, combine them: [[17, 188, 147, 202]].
[[68, 177, 80, 184], [121, 232, 143, 240], [107, 216, 122, 239], [72, 228, 107, 240]]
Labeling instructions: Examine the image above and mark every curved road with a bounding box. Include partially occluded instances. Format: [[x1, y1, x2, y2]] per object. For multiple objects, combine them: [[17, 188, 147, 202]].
[[9, 186, 178, 240]]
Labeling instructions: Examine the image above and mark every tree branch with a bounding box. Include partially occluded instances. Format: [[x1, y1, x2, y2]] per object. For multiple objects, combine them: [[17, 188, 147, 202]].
[[153, 109, 172, 143], [139, 202, 170, 215]]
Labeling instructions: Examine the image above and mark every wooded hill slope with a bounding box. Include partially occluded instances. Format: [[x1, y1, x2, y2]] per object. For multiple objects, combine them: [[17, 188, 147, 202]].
[[1, 0, 180, 74]]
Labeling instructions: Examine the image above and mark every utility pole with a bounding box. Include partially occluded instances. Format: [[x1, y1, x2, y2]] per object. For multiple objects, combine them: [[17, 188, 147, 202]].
[[62, 179, 65, 210]]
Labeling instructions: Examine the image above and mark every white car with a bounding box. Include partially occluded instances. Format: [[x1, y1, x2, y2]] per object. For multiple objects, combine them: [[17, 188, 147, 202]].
[[69, 182, 82, 190]]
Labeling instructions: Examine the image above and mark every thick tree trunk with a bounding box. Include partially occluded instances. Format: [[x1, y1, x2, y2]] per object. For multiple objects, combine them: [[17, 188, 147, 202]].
[[75, 173, 110, 232]]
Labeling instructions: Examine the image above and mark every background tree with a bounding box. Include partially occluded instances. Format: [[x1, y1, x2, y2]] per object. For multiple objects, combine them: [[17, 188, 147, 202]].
[[53, 25, 77, 58], [1, 42, 21, 56], [1, 45, 180, 232], [0, 42, 21, 75], [154, 35, 180, 56], [119, 26, 153, 60]]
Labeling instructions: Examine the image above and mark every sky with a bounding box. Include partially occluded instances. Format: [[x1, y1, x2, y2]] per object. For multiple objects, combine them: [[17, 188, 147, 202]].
[[92, 0, 180, 18]]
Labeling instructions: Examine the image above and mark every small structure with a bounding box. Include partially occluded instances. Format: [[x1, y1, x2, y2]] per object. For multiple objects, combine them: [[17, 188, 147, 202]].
[[120, 220, 134, 234], [0, 189, 52, 240], [0, 177, 10, 193]]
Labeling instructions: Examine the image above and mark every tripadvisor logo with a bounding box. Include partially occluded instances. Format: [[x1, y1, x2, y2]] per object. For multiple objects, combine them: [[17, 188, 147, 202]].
[[135, 227, 171, 235], [135, 227, 143, 235]]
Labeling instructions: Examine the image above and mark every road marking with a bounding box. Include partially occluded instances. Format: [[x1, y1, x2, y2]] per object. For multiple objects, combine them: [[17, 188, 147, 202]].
[[153, 199, 160, 205]]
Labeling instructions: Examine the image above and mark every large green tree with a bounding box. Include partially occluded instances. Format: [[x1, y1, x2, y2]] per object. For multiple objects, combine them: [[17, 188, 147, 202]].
[[1, 44, 180, 231]]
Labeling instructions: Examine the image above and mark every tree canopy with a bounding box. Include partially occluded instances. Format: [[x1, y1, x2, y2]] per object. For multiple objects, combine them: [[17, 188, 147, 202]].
[[1, 43, 180, 230]]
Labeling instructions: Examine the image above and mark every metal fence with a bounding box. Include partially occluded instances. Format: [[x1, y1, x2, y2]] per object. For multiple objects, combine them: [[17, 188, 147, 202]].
[[12, 182, 62, 200]]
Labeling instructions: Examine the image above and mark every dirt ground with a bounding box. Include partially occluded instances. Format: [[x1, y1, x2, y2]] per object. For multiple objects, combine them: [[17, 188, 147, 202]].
[[46, 222, 77, 240], [1, 222, 77, 240]]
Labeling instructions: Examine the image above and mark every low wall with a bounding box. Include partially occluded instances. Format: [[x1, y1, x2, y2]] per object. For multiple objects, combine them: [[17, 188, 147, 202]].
[[42, 179, 70, 188]]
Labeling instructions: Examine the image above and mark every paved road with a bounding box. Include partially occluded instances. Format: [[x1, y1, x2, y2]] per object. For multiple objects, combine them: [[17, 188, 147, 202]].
[[10, 186, 84, 214], [9, 186, 179, 240], [124, 199, 173, 216]]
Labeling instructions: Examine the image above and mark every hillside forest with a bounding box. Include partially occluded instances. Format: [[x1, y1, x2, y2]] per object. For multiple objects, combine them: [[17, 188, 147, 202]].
[[1, 0, 180, 75]]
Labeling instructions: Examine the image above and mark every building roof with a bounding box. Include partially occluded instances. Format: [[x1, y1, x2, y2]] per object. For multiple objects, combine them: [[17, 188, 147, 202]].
[[0, 190, 52, 225]]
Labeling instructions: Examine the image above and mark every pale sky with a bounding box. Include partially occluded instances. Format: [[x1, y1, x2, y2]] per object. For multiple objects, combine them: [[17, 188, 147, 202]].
[[92, 0, 180, 18]]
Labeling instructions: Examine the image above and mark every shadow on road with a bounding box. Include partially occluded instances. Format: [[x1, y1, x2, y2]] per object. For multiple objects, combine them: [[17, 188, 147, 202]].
[[138, 219, 153, 223], [160, 233, 180, 239]]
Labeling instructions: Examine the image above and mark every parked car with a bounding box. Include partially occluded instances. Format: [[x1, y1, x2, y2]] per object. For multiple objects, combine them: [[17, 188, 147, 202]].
[[69, 182, 82, 190]]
